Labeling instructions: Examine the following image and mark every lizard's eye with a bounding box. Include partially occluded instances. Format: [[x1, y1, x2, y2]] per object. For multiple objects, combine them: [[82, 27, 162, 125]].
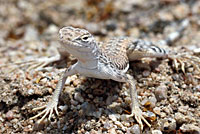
[[81, 35, 90, 41]]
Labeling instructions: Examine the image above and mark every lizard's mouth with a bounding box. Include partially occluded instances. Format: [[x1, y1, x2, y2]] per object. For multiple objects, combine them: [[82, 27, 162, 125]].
[[59, 36, 78, 49]]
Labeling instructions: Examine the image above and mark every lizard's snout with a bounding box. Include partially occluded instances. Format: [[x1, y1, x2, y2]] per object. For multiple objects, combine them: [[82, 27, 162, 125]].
[[59, 27, 74, 41]]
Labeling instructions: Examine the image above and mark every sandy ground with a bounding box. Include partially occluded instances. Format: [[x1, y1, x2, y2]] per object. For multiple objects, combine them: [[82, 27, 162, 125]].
[[0, 0, 200, 133]]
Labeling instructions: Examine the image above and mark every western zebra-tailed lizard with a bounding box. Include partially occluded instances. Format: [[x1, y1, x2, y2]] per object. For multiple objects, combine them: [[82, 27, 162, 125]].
[[25, 20, 192, 130]]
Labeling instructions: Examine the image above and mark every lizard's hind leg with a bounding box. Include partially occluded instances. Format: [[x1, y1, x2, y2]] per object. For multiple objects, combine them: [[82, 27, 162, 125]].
[[26, 54, 62, 71], [0, 54, 62, 72]]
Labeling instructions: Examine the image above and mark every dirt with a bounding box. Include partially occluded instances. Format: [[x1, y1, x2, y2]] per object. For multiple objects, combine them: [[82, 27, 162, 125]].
[[0, 0, 200, 133]]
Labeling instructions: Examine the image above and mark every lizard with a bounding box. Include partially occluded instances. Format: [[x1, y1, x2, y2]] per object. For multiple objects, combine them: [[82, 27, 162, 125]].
[[28, 19, 195, 130]]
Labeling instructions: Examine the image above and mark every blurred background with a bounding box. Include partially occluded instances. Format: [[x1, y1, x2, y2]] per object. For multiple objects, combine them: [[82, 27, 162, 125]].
[[0, 0, 200, 64]]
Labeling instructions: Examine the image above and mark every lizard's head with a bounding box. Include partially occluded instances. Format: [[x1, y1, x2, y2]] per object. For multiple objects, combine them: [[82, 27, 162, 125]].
[[59, 26, 96, 52]]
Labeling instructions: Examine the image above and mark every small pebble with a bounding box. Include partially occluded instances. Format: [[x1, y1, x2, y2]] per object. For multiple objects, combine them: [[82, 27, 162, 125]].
[[109, 114, 118, 122], [108, 128, 117, 134], [142, 70, 150, 77], [180, 124, 200, 133], [163, 118, 176, 131], [27, 89, 34, 95], [149, 96, 157, 108], [70, 99, 78, 106], [144, 111, 156, 121], [152, 130, 162, 134], [73, 79, 81, 87], [92, 108, 102, 118], [45, 24, 58, 34], [154, 85, 167, 101], [153, 107, 161, 115], [114, 120, 123, 128], [81, 102, 96, 117], [74, 92, 84, 103], [58, 105, 68, 112], [129, 124, 140, 134], [160, 112, 167, 118], [103, 121, 112, 130], [106, 20, 117, 31], [178, 105, 189, 114], [173, 4, 189, 19], [6, 110, 14, 120]]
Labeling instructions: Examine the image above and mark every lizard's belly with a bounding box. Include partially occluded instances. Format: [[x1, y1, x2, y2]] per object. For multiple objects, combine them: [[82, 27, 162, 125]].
[[76, 66, 111, 80]]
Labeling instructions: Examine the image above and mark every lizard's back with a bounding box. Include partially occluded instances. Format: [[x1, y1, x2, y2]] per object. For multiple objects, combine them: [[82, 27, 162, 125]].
[[99, 37, 168, 73]]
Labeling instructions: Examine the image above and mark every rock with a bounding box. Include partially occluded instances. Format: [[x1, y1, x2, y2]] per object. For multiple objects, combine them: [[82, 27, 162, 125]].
[[144, 111, 156, 121], [92, 108, 102, 118], [154, 85, 167, 101], [173, 4, 189, 19], [174, 112, 185, 124], [45, 24, 58, 34], [178, 105, 189, 114], [108, 128, 117, 134], [160, 112, 167, 118], [180, 124, 200, 134], [73, 79, 81, 87], [152, 130, 162, 134], [27, 88, 34, 95], [24, 26, 39, 41], [149, 96, 157, 108], [109, 114, 118, 122], [70, 99, 78, 106], [74, 92, 84, 103], [103, 121, 113, 130], [58, 105, 68, 112], [162, 106, 173, 115], [114, 120, 123, 129], [163, 118, 176, 131], [6, 110, 14, 120], [80, 102, 96, 117], [142, 70, 150, 77], [153, 107, 161, 115], [129, 124, 140, 134], [106, 20, 117, 31]]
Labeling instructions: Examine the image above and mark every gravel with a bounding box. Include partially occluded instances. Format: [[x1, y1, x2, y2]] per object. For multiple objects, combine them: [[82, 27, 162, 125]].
[[0, 0, 200, 133]]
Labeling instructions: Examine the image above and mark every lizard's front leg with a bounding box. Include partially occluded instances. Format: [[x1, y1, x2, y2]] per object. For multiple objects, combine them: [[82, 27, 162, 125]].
[[30, 63, 77, 123], [126, 74, 151, 130]]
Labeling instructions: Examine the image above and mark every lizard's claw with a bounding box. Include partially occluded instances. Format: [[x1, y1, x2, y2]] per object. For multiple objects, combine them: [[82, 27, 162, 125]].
[[0, 55, 61, 72], [169, 54, 200, 74], [126, 106, 151, 130], [172, 58, 185, 73], [0, 59, 48, 72], [30, 100, 59, 124], [26, 60, 49, 71]]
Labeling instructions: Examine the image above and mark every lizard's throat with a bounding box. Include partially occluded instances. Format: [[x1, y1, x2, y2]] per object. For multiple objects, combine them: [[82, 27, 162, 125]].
[[67, 43, 99, 61]]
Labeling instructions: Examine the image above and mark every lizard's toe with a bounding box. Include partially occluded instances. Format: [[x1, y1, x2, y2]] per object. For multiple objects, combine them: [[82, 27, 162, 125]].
[[172, 58, 185, 73], [127, 107, 151, 130], [30, 101, 59, 123]]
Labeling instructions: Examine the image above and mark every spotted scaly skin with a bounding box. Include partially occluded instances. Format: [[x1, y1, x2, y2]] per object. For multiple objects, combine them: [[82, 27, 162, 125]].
[[29, 26, 171, 130]]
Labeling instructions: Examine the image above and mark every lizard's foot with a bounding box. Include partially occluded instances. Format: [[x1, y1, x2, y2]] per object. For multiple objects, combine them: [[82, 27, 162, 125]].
[[25, 55, 61, 71], [0, 54, 61, 72], [30, 100, 59, 124], [169, 54, 200, 74], [172, 57, 186, 73], [126, 106, 151, 130]]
